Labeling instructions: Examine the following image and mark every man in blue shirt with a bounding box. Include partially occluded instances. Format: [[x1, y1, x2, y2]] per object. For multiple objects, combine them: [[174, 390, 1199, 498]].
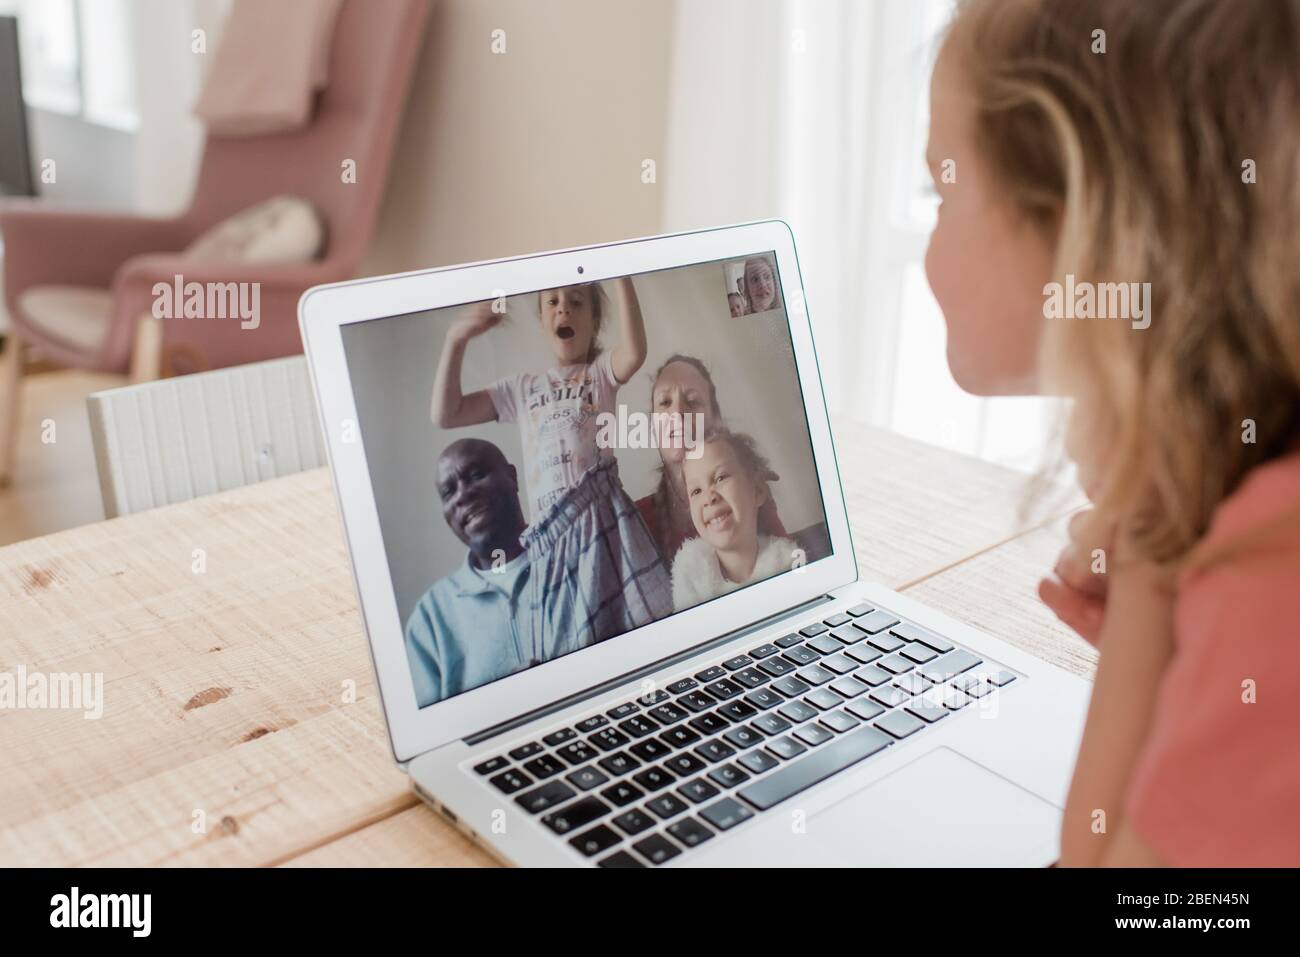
[[404, 438, 533, 707]]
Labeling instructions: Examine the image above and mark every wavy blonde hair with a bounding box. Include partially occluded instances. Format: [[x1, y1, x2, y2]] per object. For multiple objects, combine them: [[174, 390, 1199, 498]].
[[945, 0, 1300, 565]]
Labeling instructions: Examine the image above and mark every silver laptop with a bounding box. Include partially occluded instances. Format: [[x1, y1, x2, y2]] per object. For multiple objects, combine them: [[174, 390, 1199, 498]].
[[299, 221, 1090, 867]]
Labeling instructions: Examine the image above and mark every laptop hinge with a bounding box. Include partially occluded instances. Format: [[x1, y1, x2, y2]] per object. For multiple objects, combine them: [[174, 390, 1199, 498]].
[[464, 593, 835, 747]]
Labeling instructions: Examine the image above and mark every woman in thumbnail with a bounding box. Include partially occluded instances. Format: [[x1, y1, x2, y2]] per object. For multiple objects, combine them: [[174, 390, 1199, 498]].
[[430, 278, 671, 654], [636, 354, 787, 564], [742, 255, 780, 313], [671, 428, 800, 611]]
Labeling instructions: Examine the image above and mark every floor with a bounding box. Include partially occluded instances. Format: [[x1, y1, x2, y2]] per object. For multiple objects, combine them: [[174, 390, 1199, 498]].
[[0, 369, 128, 546]]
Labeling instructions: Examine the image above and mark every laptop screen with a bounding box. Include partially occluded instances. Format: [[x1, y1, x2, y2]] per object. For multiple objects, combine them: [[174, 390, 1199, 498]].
[[340, 252, 831, 708]]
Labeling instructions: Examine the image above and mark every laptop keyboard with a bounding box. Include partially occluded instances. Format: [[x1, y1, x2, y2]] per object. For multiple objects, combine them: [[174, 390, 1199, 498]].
[[468, 602, 1018, 867]]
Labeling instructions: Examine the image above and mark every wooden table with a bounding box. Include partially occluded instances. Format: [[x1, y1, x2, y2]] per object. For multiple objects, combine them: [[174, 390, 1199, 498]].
[[0, 420, 1093, 867]]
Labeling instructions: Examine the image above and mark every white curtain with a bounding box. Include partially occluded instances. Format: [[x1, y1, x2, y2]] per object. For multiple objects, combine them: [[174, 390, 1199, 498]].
[[663, 0, 1058, 471]]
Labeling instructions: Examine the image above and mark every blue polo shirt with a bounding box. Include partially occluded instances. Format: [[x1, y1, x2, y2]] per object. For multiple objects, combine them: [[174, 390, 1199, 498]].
[[404, 551, 532, 707]]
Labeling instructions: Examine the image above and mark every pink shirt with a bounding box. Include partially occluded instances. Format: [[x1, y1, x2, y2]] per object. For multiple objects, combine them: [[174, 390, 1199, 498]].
[[1125, 453, 1300, 866]]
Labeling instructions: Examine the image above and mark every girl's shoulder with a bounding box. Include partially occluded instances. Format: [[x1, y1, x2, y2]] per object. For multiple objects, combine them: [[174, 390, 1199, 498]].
[[1199, 450, 1300, 550]]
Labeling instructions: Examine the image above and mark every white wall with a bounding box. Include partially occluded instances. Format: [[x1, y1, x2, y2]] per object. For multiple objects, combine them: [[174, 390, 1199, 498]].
[[342, 260, 827, 624]]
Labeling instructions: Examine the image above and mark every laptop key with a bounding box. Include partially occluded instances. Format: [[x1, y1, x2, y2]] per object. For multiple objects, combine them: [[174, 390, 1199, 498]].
[[893, 673, 931, 696], [722, 655, 753, 671], [509, 742, 543, 760], [795, 665, 835, 686], [900, 642, 939, 665], [846, 698, 885, 722], [737, 725, 892, 811], [556, 741, 600, 765], [600, 781, 645, 807], [920, 649, 983, 683], [777, 700, 818, 723], [854, 610, 901, 634], [988, 669, 1017, 687], [782, 645, 820, 665], [576, 715, 608, 733], [650, 702, 690, 725], [679, 691, 718, 713], [542, 728, 577, 747], [619, 715, 659, 738], [543, 796, 612, 835], [704, 679, 744, 700], [591, 728, 630, 751], [722, 725, 763, 749], [758, 656, 797, 677], [876, 709, 926, 739], [824, 612, 852, 628], [659, 726, 701, 749], [846, 644, 882, 665], [830, 676, 869, 699], [774, 633, 803, 648], [569, 824, 621, 858], [731, 667, 770, 689], [708, 763, 751, 788], [666, 678, 698, 695], [820, 710, 860, 733], [942, 688, 973, 710], [700, 797, 755, 831], [805, 688, 842, 711], [647, 793, 690, 819], [688, 713, 729, 735], [876, 653, 914, 675], [597, 850, 645, 868], [668, 817, 715, 848], [665, 752, 707, 776], [891, 622, 954, 654], [846, 603, 874, 617], [631, 738, 673, 761], [749, 643, 780, 659], [766, 736, 808, 761], [821, 653, 858, 675], [855, 664, 892, 686], [799, 622, 828, 638], [489, 768, 533, 794], [869, 686, 910, 709], [866, 632, 905, 653], [808, 635, 842, 655], [607, 702, 639, 719], [905, 699, 949, 724], [612, 808, 656, 835], [678, 777, 721, 804], [566, 766, 609, 791], [523, 754, 566, 779], [830, 624, 865, 645], [718, 700, 758, 722], [633, 833, 681, 865], [752, 713, 792, 736], [793, 724, 834, 747], [474, 756, 507, 775], [633, 766, 676, 791], [637, 690, 671, 706], [694, 739, 736, 763], [598, 751, 640, 775], [744, 688, 783, 710], [516, 780, 577, 814], [694, 666, 726, 683], [738, 749, 780, 775], [772, 676, 811, 697]]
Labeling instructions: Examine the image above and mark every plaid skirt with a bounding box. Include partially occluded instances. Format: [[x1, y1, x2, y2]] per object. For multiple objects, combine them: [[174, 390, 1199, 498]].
[[521, 458, 672, 661]]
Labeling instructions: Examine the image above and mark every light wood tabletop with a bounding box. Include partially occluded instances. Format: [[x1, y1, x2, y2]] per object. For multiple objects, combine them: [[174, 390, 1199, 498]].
[[0, 419, 1093, 867]]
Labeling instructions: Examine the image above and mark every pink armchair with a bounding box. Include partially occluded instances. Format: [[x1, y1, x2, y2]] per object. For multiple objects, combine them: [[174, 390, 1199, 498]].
[[0, 0, 430, 377]]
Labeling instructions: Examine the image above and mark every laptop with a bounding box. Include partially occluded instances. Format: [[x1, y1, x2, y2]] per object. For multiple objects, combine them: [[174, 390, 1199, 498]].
[[299, 220, 1090, 867]]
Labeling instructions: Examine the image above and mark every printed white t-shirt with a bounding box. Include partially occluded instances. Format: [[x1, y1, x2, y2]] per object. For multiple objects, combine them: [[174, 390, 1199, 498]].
[[487, 351, 621, 523]]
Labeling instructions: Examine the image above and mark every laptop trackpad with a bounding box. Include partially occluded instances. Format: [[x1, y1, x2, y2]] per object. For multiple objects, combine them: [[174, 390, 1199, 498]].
[[805, 747, 1061, 866]]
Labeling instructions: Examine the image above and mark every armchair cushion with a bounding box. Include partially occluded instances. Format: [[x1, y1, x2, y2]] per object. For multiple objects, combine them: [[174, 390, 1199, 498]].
[[17, 285, 113, 354], [185, 195, 325, 264]]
